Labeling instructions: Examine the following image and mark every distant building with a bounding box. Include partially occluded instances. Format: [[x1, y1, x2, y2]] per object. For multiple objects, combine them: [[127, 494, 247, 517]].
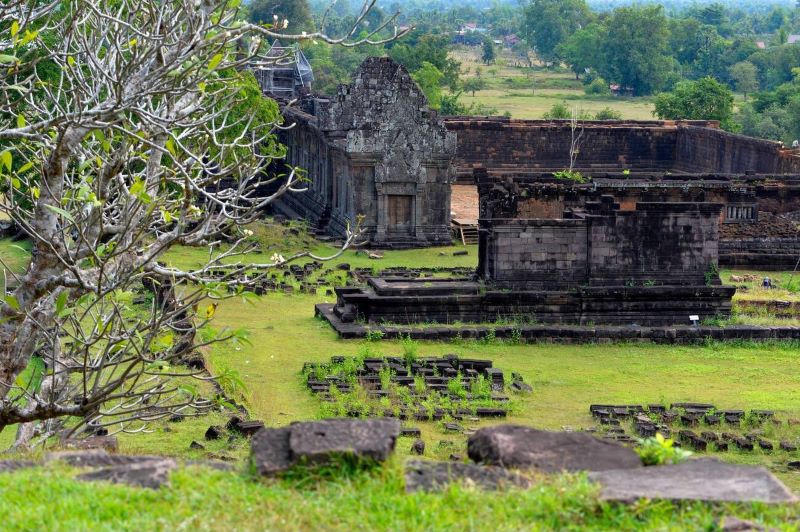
[[609, 84, 634, 97], [756, 40, 766, 49], [787, 35, 800, 44], [250, 40, 314, 100]]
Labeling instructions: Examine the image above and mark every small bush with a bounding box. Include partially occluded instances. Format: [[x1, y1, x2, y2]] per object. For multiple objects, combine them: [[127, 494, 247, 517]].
[[543, 102, 570, 119], [365, 330, 385, 342], [636, 433, 693, 466], [400, 334, 418, 364], [447, 373, 468, 399], [594, 107, 622, 120], [585, 77, 611, 95], [553, 170, 588, 183]]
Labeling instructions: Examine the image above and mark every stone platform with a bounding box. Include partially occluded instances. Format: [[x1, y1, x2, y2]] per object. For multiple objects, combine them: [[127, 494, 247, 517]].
[[316, 303, 800, 343], [327, 278, 735, 328]]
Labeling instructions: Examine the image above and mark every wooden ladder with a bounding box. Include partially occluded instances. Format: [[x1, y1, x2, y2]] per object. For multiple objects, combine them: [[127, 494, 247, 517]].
[[459, 225, 479, 246]]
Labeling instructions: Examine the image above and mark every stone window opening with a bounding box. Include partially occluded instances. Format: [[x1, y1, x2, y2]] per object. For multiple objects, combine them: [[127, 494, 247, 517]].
[[725, 205, 756, 222]]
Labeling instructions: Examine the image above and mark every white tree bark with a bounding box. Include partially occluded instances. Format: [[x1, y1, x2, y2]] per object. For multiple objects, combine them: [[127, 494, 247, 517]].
[[0, 0, 404, 445]]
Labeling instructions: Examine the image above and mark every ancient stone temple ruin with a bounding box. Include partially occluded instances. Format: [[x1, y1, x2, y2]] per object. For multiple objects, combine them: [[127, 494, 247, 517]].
[[252, 55, 800, 327], [321, 172, 736, 328], [272, 57, 456, 248]]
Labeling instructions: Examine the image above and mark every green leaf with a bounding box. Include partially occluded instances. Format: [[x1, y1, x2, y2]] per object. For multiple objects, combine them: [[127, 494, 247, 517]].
[[44, 204, 75, 223], [67, 56, 75, 67], [3, 295, 20, 311], [55, 291, 70, 318], [165, 137, 176, 156], [0, 54, 17, 64], [55, 291, 67, 313], [129, 180, 144, 196], [16, 114, 25, 128], [18, 161, 34, 173], [0, 151, 11, 171], [207, 53, 223, 71], [10, 20, 20, 38], [20, 30, 38, 46]]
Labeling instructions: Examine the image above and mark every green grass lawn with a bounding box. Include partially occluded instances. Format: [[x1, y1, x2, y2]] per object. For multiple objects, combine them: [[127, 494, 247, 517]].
[[0, 462, 797, 531], [3, 232, 800, 528], [0, 237, 30, 288], [200, 290, 800, 489]]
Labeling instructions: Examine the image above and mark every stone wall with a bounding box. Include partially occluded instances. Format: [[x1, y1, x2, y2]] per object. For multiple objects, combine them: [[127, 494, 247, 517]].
[[674, 126, 800, 174], [478, 199, 722, 290], [445, 118, 689, 181], [445, 118, 800, 183], [480, 219, 588, 288], [587, 202, 721, 286], [719, 238, 800, 270]]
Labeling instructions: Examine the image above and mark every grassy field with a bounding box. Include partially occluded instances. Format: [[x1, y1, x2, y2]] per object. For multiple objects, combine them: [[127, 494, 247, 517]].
[[450, 46, 656, 120], [1, 461, 799, 531], [1, 233, 800, 529]]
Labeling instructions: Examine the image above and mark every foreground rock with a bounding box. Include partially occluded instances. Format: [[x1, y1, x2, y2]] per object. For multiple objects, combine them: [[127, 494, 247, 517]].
[[78, 459, 178, 489], [0, 460, 36, 473], [46, 449, 166, 468], [405, 460, 530, 493], [468, 425, 642, 472], [251, 418, 400, 475], [589, 459, 797, 503]]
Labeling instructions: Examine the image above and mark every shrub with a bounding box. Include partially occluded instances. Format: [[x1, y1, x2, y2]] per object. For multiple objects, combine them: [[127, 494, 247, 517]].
[[594, 107, 622, 120], [365, 329, 384, 342], [553, 170, 588, 183], [636, 433, 693, 466], [543, 102, 571, 119], [585, 77, 611, 95], [447, 373, 468, 399], [400, 334, 418, 364]]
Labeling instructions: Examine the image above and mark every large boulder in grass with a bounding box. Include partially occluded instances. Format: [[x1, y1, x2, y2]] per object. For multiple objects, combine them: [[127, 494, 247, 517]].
[[467, 425, 642, 473], [251, 418, 400, 476]]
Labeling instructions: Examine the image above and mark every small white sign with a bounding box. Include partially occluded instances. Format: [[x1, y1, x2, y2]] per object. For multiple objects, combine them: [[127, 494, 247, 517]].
[[689, 315, 699, 321]]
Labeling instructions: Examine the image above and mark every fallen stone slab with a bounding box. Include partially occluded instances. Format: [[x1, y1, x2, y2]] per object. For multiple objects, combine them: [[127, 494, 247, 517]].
[[589, 459, 797, 504], [289, 418, 400, 465], [77, 458, 177, 489], [0, 460, 37, 473], [718, 517, 766, 531], [467, 425, 642, 473], [411, 439, 425, 455], [250, 427, 293, 476], [227, 417, 265, 437], [60, 435, 119, 452], [251, 418, 400, 476], [185, 460, 238, 472], [46, 450, 167, 468], [404, 460, 530, 493]]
